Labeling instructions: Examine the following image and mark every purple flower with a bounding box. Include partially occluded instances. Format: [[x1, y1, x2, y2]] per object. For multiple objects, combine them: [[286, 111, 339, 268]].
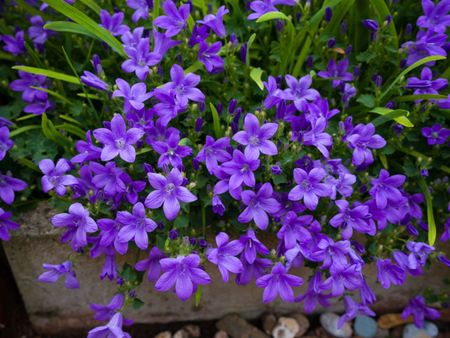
[[0, 208, 19, 241], [91, 162, 126, 197], [93, 114, 144, 163], [288, 168, 331, 210], [318, 59, 353, 88], [256, 262, 303, 303], [407, 241, 434, 266], [10, 70, 48, 103], [157, 64, 205, 107], [0, 126, 13, 161], [39, 159, 78, 196], [417, 0, 450, 33], [99, 10, 129, 36], [51, 203, 98, 250], [338, 296, 375, 328], [80, 71, 109, 91], [330, 200, 375, 239], [198, 6, 229, 38], [135, 246, 165, 282], [145, 168, 197, 220], [370, 169, 406, 209], [296, 272, 332, 313], [188, 24, 209, 47], [155, 254, 211, 301], [116, 202, 157, 251], [126, 0, 151, 22], [28, 16, 50, 50], [0, 173, 27, 205], [233, 113, 278, 158], [247, 0, 297, 20], [112, 79, 152, 113], [406, 67, 448, 96], [401, 296, 440, 328], [322, 264, 363, 296], [362, 19, 379, 31], [87, 313, 131, 338], [196, 136, 231, 174], [90, 294, 126, 322], [345, 123, 386, 167], [277, 211, 312, 250], [402, 31, 447, 66], [37, 261, 79, 289], [282, 75, 320, 111], [376, 258, 406, 288], [198, 41, 224, 74], [0, 30, 25, 55], [422, 123, 450, 145], [153, 131, 192, 170], [239, 229, 269, 264], [302, 117, 333, 158], [207, 232, 244, 282], [222, 150, 260, 195], [153, 0, 190, 37]]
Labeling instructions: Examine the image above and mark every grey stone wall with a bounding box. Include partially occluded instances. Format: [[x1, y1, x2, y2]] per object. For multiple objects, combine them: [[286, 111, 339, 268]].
[[3, 202, 449, 334]]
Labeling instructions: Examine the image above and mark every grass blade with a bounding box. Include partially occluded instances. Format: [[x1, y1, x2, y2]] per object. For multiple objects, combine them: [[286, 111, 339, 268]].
[[418, 178, 436, 246], [12, 66, 81, 84], [44, 21, 97, 40], [209, 103, 222, 138]]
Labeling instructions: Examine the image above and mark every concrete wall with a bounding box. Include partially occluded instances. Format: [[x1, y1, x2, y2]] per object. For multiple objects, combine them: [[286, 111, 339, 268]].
[[3, 202, 449, 334]]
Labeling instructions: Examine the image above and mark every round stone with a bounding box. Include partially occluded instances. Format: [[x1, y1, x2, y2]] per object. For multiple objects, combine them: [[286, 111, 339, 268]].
[[403, 324, 432, 338], [320, 312, 352, 338], [354, 315, 377, 338]]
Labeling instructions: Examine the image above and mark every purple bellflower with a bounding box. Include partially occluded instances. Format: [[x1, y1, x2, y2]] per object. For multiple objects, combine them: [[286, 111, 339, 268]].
[[155, 254, 211, 301], [198, 41, 224, 74], [256, 262, 303, 303], [338, 296, 375, 328], [207, 232, 244, 282], [401, 295, 440, 328], [112, 79, 152, 113], [288, 168, 331, 210], [0, 173, 27, 205], [417, 0, 450, 33], [302, 117, 333, 158], [195, 136, 232, 174], [0, 208, 19, 241], [376, 258, 406, 288], [135, 246, 165, 282], [126, 0, 151, 22], [345, 123, 386, 167], [39, 159, 78, 196], [0, 126, 13, 161], [116, 202, 157, 251], [28, 16, 50, 51], [296, 272, 332, 313], [145, 168, 197, 220], [232, 113, 278, 158], [198, 6, 229, 38], [38, 260, 79, 289], [80, 71, 109, 92], [369, 169, 406, 209], [87, 313, 131, 338], [152, 128, 192, 170], [93, 113, 145, 163], [100, 10, 129, 36], [318, 59, 354, 88], [282, 75, 321, 111], [247, 0, 297, 20], [222, 149, 260, 192], [406, 67, 448, 96], [90, 294, 126, 322], [0, 30, 25, 55], [51, 203, 98, 250], [153, 0, 190, 37], [422, 123, 450, 145], [239, 228, 270, 264], [329, 200, 376, 239]]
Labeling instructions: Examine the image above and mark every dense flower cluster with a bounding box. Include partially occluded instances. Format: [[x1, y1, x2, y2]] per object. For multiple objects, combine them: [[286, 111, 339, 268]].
[[1, 0, 449, 336]]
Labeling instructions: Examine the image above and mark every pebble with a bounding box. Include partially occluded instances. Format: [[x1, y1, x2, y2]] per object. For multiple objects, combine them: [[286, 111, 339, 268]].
[[290, 313, 310, 337], [378, 313, 412, 329], [155, 331, 172, 338], [403, 322, 439, 338], [183, 324, 201, 337], [262, 313, 277, 335], [375, 328, 389, 338], [214, 331, 229, 338], [272, 317, 299, 338], [320, 313, 352, 338], [354, 315, 377, 338], [173, 329, 189, 338]]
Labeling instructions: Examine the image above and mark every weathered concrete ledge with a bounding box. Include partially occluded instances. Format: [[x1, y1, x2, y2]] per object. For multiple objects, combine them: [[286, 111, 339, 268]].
[[3, 202, 449, 334]]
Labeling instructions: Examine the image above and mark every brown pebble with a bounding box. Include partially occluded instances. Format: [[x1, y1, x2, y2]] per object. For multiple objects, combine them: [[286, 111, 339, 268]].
[[290, 313, 310, 337], [262, 313, 277, 335], [155, 331, 172, 338], [183, 324, 201, 338], [173, 329, 189, 338]]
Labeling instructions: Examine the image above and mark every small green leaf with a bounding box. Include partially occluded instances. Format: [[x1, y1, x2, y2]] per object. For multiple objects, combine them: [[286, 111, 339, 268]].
[[9, 125, 41, 138], [256, 11, 290, 23], [41, 113, 72, 148], [132, 298, 145, 310], [44, 21, 97, 40], [246, 33, 256, 67], [174, 214, 189, 228], [195, 285, 203, 307], [419, 178, 436, 246], [380, 55, 446, 102], [209, 102, 222, 138], [13, 66, 81, 84], [122, 263, 138, 282], [250, 67, 264, 90], [55, 123, 86, 139], [370, 107, 413, 127], [356, 94, 375, 108]]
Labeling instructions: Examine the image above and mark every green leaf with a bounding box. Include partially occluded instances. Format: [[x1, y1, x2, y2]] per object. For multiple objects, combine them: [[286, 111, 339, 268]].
[[356, 94, 375, 108], [43, 0, 125, 57], [370, 107, 413, 127], [77, 93, 101, 100], [369, 0, 398, 49], [195, 285, 203, 307], [41, 113, 72, 148], [132, 298, 145, 310], [192, 0, 207, 15], [55, 123, 86, 139], [393, 94, 448, 102], [78, 0, 101, 14], [246, 33, 256, 67], [256, 11, 290, 23], [9, 125, 41, 138], [174, 214, 189, 228], [44, 21, 97, 40], [419, 178, 436, 246], [209, 102, 222, 138], [250, 67, 264, 90], [12, 66, 80, 84], [121, 263, 138, 282], [380, 55, 446, 102]]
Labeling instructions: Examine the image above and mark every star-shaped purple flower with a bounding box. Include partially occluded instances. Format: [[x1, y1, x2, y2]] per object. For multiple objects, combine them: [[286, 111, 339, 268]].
[[135, 246, 165, 282], [37, 260, 79, 289], [222, 150, 260, 192], [196, 136, 232, 174], [207, 232, 244, 282], [422, 123, 450, 145], [0, 208, 19, 241], [198, 6, 229, 38], [99, 10, 129, 36], [329, 200, 375, 239], [370, 169, 406, 209], [153, 0, 190, 37], [0, 173, 27, 205], [152, 131, 192, 170], [282, 75, 320, 111], [112, 79, 152, 113], [288, 168, 331, 210], [39, 159, 78, 196]]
